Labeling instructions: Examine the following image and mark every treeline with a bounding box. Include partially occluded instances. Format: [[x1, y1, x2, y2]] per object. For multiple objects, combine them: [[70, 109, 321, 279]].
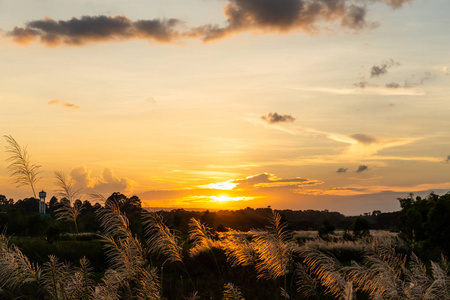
[[0, 193, 399, 239]]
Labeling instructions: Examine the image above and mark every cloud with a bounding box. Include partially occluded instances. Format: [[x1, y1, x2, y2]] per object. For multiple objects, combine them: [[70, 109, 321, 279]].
[[385, 82, 400, 88], [231, 173, 322, 189], [189, 0, 378, 41], [354, 81, 372, 88], [356, 165, 369, 172], [7, 15, 181, 46], [5, 1, 411, 46], [370, 59, 399, 77], [261, 112, 296, 124], [443, 155, 450, 164], [404, 72, 436, 87], [69, 166, 134, 194], [350, 134, 377, 145], [443, 66, 448, 75], [336, 168, 348, 173], [48, 99, 79, 109], [379, 0, 412, 9]]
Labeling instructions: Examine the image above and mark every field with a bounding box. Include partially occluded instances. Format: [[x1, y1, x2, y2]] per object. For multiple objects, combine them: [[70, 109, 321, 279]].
[[1, 204, 449, 300]]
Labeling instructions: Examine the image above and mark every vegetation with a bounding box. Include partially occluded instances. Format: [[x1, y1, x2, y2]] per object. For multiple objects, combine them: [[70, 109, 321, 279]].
[[0, 190, 450, 299]]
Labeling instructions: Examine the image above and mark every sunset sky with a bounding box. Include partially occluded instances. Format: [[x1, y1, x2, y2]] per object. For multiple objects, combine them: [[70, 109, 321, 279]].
[[0, 0, 449, 215]]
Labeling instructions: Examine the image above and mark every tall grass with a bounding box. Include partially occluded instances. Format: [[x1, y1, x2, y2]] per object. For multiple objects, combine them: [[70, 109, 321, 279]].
[[3, 135, 42, 198], [54, 171, 84, 233]]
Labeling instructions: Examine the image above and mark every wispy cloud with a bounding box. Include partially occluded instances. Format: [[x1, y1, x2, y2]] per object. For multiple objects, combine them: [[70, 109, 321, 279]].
[[48, 99, 79, 109]]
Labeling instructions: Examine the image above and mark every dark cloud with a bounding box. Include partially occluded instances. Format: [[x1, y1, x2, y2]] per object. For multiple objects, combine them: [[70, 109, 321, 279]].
[[261, 112, 295, 124], [385, 82, 400, 88], [6, 1, 411, 46], [356, 165, 369, 173], [7, 15, 181, 46], [232, 173, 322, 189], [336, 168, 348, 173], [190, 0, 376, 41], [370, 59, 400, 77], [351, 133, 377, 145]]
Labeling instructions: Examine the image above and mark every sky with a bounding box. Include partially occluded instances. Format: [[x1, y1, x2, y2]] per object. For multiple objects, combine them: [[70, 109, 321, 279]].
[[0, 0, 449, 215]]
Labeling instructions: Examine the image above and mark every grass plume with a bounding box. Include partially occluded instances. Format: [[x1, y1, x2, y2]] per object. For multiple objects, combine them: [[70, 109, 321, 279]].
[[3, 135, 42, 198], [143, 211, 183, 264]]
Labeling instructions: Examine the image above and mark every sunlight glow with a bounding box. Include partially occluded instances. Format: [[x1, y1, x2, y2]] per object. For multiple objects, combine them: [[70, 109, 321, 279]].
[[201, 180, 238, 190], [210, 195, 249, 203]]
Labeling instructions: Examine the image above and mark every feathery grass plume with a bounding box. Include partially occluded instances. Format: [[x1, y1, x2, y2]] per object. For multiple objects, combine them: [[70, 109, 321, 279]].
[[40, 255, 71, 300], [424, 258, 450, 299], [220, 229, 256, 268], [222, 283, 245, 300], [135, 267, 162, 300], [97, 200, 132, 240], [143, 211, 183, 264], [252, 211, 295, 280], [96, 200, 156, 299], [54, 171, 84, 233], [0, 234, 41, 291], [184, 291, 200, 300], [346, 240, 407, 299], [295, 263, 319, 299], [67, 257, 95, 300], [3, 135, 42, 198], [188, 217, 219, 257], [94, 270, 123, 300], [301, 248, 353, 299], [279, 287, 290, 299]]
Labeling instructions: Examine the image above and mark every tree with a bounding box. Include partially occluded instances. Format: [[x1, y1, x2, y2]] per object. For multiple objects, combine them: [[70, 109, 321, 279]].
[[353, 216, 370, 238], [318, 219, 335, 238], [3, 135, 42, 198]]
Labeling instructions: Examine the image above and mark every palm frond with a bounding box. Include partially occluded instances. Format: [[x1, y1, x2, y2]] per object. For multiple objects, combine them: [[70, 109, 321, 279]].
[[3, 135, 42, 198]]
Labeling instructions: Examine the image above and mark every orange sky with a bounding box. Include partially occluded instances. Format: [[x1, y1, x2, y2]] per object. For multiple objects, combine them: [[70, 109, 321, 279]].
[[0, 0, 449, 215]]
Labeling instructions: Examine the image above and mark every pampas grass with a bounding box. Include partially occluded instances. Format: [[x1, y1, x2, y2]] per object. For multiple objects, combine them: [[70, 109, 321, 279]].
[[54, 171, 84, 233], [188, 217, 219, 257], [222, 283, 244, 300], [219, 229, 256, 268], [143, 211, 183, 264], [253, 211, 296, 280], [3, 135, 42, 198]]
